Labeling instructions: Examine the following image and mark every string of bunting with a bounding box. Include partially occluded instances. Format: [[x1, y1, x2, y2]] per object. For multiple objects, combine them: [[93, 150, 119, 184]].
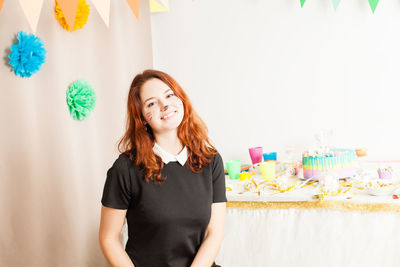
[[0, 0, 169, 34], [301, 0, 380, 13], [0, 0, 385, 34]]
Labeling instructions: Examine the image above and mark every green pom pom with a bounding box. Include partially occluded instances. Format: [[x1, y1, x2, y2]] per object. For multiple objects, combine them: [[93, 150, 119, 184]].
[[66, 79, 96, 121]]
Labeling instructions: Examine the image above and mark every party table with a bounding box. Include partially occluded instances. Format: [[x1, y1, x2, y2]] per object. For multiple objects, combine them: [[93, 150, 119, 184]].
[[215, 162, 400, 267]]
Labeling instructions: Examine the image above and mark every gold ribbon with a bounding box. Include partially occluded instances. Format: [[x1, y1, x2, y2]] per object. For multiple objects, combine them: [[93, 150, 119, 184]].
[[227, 200, 400, 213]]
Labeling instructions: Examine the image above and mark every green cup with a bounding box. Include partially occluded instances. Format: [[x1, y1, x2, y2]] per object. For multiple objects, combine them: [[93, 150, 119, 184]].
[[226, 160, 241, 180]]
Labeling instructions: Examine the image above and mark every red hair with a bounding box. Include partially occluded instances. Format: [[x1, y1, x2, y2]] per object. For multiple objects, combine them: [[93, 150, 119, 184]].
[[117, 69, 217, 183]]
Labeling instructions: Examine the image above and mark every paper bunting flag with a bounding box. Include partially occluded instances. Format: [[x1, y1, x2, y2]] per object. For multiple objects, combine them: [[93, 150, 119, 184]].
[[126, 0, 140, 19], [150, 0, 168, 13], [92, 0, 110, 27], [332, 0, 340, 11], [56, 0, 79, 30], [158, 0, 169, 9], [18, 0, 44, 34], [300, 0, 306, 8], [368, 0, 380, 13], [55, 0, 89, 31], [0, 0, 4, 12]]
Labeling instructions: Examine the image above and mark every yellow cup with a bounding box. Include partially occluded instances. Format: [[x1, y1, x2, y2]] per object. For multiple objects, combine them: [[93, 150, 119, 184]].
[[260, 161, 275, 182], [240, 172, 250, 181]]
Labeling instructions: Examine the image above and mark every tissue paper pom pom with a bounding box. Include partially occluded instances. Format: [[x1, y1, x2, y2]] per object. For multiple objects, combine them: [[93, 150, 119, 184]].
[[8, 31, 46, 78], [66, 79, 96, 121], [55, 0, 90, 32]]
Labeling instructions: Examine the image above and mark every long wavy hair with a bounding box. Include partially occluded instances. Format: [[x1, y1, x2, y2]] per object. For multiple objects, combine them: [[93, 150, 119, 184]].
[[117, 69, 217, 183]]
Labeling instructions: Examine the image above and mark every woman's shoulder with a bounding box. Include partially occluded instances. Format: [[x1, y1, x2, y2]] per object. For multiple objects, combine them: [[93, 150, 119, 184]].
[[208, 149, 223, 166], [112, 149, 139, 169]]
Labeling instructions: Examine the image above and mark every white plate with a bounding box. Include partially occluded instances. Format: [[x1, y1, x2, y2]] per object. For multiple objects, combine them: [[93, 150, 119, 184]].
[[365, 186, 397, 196], [364, 180, 399, 196]]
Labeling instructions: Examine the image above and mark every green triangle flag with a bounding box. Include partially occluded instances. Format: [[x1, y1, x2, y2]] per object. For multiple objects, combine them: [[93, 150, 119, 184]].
[[368, 0, 380, 13], [300, 0, 306, 8], [332, 0, 341, 11]]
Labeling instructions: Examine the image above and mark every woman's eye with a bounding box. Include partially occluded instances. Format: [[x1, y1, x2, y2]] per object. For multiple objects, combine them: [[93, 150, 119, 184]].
[[167, 93, 174, 98], [147, 102, 154, 108]]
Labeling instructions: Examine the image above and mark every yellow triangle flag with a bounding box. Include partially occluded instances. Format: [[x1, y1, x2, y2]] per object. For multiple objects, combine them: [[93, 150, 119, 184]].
[[18, 0, 44, 34], [0, 0, 4, 12], [150, 0, 167, 13], [126, 0, 140, 19], [56, 0, 79, 30], [92, 0, 111, 27]]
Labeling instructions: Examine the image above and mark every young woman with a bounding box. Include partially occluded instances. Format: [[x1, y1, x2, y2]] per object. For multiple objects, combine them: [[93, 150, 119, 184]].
[[99, 69, 227, 267]]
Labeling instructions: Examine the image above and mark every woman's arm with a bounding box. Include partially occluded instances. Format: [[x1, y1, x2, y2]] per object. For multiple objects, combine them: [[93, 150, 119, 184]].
[[190, 202, 226, 267], [99, 205, 135, 267]]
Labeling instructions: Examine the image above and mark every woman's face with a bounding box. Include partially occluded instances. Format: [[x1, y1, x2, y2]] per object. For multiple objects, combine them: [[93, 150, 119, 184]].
[[140, 78, 184, 135]]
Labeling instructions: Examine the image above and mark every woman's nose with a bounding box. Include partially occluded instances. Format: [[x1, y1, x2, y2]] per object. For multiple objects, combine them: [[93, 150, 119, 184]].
[[160, 102, 169, 111]]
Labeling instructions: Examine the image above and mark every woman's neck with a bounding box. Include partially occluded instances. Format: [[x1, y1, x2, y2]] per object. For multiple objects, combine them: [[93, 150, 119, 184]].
[[154, 130, 183, 156]]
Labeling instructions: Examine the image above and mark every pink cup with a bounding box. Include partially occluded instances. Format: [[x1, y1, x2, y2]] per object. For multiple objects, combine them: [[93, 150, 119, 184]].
[[378, 168, 393, 180], [249, 147, 263, 165]]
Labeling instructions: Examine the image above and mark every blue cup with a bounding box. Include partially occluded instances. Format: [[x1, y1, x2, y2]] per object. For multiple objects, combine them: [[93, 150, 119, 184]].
[[263, 152, 277, 161]]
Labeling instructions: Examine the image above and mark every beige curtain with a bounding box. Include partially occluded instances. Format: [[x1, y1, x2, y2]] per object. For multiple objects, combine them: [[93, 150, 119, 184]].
[[0, 0, 153, 266]]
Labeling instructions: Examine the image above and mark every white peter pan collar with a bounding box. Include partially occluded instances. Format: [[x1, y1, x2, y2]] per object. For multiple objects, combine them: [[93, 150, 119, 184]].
[[152, 143, 187, 166]]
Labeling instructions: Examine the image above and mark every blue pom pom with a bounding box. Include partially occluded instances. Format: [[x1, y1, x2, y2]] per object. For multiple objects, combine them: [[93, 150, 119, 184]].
[[8, 31, 47, 78]]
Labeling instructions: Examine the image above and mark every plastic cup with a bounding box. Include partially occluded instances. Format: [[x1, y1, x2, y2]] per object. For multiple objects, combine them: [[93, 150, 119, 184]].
[[260, 161, 275, 182], [263, 152, 277, 161], [226, 160, 241, 180], [240, 172, 250, 181], [249, 147, 263, 165]]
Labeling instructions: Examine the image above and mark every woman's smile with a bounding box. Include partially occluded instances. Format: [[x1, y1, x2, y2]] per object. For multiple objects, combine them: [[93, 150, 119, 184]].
[[161, 110, 177, 120]]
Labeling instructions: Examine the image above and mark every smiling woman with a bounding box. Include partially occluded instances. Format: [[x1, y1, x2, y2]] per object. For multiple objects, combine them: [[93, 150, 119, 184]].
[[99, 69, 226, 267]]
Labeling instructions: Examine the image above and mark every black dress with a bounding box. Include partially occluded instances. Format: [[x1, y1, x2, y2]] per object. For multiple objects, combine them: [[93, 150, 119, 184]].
[[101, 151, 227, 267]]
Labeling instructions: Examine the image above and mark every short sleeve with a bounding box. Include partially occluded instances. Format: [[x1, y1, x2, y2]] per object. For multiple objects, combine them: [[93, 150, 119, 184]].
[[211, 152, 227, 203], [101, 155, 132, 210]]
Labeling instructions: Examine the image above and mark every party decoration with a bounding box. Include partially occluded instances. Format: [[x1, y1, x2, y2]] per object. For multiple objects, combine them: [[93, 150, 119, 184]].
[[8, 31, 46, 78], [332, 0, 340, 11], [66, 79, 97, 121], [377, 167, 393, 180], [158, 0, 169, 8], [126, 0, 140, 19], [300, 0, 306, 8], [150, 0, 168, 13], [1, 0, 5, 11], [18, 0, 44, 34], [55, 0, 89, 31], [55, 0, 79, 30], [355, 147, 367, 157], [91, 0, 110, 27], [368, 0, 380, 13]]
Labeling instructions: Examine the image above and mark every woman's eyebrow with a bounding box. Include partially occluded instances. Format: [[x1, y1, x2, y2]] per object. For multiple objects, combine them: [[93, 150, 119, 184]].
[[144, 89, 172, 104]]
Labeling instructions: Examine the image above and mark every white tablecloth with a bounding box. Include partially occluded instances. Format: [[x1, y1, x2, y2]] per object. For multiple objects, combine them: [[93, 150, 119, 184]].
[[216, 207, 400, 267]]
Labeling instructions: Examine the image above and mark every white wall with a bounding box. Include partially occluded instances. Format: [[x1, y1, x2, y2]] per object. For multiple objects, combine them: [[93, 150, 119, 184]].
[[150, 0, 400, 163]]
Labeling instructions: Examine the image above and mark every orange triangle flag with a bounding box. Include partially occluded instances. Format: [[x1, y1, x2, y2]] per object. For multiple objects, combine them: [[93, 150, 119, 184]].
[[0, 0, 4, 11], [126, 0, 140, 19], [56, 0, 79, 29]]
